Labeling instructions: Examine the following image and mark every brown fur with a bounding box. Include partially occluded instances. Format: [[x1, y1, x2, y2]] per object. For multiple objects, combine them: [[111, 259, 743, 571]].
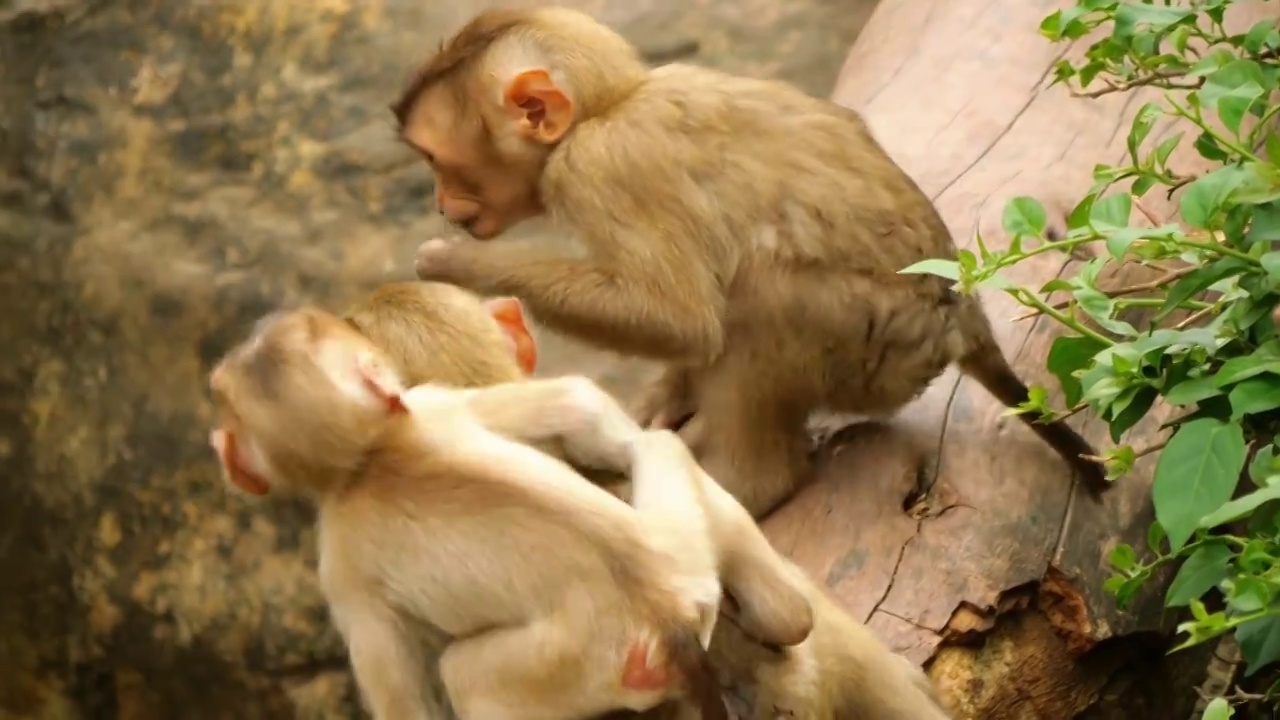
[[208, 306, 729, 719], [399, 7, 1109, 518]]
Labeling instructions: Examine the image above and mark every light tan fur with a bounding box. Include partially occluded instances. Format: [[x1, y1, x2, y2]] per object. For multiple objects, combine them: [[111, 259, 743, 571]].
[[398, 7, 1109, 519], [711, 589, 953, 720], [207, 306, 729, 720], [342, 282, 952, 719]]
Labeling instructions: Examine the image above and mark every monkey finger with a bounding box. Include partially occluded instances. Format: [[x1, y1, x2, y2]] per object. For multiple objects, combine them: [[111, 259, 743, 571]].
[[414, 237, 463, 281]]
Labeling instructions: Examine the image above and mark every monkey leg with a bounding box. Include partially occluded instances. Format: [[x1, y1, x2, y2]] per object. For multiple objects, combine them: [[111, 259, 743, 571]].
[[627, 429, 814, 649], [681, 364, 811, 519], [439, 618, 663, 720], [628, 430, 723, 647], [336, 603, 435, 720]]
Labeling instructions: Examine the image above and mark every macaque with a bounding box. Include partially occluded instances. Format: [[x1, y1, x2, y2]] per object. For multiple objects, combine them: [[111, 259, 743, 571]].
[[207, 306, 729, 720], [397, 6, 1110, 518], [344, 282, 813, 649], [342, 281, 954, 719], [709, 590, 954, 720]]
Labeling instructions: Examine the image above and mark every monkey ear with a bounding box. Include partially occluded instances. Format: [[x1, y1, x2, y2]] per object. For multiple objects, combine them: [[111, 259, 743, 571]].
[[483, 297, 538, 375], [210, 428, 271, 497], [502, 69, 574, 144], [354, 351, 408, 414]]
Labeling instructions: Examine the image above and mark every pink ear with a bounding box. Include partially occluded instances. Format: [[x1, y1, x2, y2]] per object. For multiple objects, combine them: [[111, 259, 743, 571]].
[[355, 352, 407, 414], [484, 297, 538, 375]]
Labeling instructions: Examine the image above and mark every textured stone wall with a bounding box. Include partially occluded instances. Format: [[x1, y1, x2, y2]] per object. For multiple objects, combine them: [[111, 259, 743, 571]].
[[0, 1, 872, 716]]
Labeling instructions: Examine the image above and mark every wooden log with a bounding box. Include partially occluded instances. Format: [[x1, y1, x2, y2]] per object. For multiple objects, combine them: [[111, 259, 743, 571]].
[[756, 0, 1277, 717]]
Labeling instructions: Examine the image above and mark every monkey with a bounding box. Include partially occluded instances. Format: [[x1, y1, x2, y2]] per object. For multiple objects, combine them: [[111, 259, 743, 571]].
[[708, 588, 954, 720], [396, 6, 1110, 519], [341, 281, 954, 719], [343, 281, 814, 650], [207, 306, 731, 720]]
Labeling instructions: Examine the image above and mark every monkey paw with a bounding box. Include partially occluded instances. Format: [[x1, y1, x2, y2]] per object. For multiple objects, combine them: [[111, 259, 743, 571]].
[[414, 237, 465, 282]]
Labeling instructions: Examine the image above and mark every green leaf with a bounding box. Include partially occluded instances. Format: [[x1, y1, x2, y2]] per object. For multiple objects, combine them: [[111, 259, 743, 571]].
[[1153, 418, 1246, 552], [1067, 193, 1097, 230], [1147, 521, 1166, 554], [1237, 615, 1280, 677], [1155, 258, 1249, 322], [1228, 577, 1272, 615], [1217, 82, 1266, 135], [899, 259, 960, 280], [1249, 444, 1278, 487], [1112, 2, 1193, 37], [1202, 697, 1233, 720], [1229, 376, 1280, 418], [1002, 196, 1048, 239], [1109, 386, 1156, 443], [1267, 132, 1280, 166], [1261, 251, 1280, 286], [1243, 19, 1280, 55], [1180, 166, 1249, 230], [1214, 355, 1280, 387], [1199, 485, 1280, 528], [1246, 201, 1280, 246], [1109, 543, 1137, 572], [1104, 227, 1147, 260], [1152, 132, 1183, 169], [1047, 336, 1107, 407], [1195, 132, 1231, 163], [1165, 376, 1224, 405], [1090, 192, 1133, 228], [1165, 542, 1232, 607], [1127, 102, 1161, 162]]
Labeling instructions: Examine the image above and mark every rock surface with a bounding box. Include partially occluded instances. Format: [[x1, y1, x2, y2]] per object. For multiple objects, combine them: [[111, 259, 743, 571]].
[[0, 0, 876, 717]]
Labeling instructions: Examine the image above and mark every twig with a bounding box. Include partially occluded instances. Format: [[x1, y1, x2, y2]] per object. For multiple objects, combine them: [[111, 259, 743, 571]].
[[1013, 265, 1197, 321], [1082, 438, 1168, 464], [1072, 71, 1202, 99], [1174, 304, 1217, 330], [1134, 199, 1163, 226]]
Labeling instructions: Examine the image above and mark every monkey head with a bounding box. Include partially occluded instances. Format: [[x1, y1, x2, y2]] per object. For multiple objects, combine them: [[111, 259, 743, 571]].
[[207, 307, 409, 499], [390, 8, 647, 240], [344, 283, 538, 385]]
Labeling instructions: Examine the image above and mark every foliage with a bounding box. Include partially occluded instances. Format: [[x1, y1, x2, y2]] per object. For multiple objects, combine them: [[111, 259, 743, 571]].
[[900, 0, 1280, 712]]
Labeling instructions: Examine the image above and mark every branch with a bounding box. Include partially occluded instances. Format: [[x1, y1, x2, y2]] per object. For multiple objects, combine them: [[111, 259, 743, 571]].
[[1174, 304, 1217, 330], [1072, 70, 1202, 99], [1013, 266, 1196, 321], [1082, 438, 1167, 464]]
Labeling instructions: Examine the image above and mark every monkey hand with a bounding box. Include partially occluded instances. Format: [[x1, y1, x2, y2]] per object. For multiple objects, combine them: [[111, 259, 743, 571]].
[[554, 378, 646, 474], [414, 237, 468, 283]]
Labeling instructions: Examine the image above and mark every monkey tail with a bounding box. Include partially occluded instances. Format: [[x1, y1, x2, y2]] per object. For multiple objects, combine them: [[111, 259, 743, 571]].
[[668, 631, 729, 720], [953, 298, 1110, 501]]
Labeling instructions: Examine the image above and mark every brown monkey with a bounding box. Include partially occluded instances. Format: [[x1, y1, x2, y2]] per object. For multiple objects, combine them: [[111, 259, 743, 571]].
[[343, 282, 951, 719], [207, 306, 729, 720], [397, 7, 1109, 518], [344, 281, 814, 649]]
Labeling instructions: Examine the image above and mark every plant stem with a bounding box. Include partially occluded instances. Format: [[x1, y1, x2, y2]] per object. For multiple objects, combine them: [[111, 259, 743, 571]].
[[1167, 95, 1263, 163], [1174, 240, 1260, 264], [1012, 289, 1115, 346]]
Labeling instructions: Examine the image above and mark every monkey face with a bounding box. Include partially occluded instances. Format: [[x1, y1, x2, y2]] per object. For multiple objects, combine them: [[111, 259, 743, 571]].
[[399, 100, 545, 240]]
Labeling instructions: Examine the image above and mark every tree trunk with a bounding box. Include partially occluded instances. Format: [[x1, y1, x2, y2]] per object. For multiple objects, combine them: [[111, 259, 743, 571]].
[[756, 1, 1274, 718]]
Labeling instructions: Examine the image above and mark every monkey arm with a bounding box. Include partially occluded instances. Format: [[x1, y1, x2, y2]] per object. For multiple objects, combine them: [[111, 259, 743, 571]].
[[454, 376, 643, 473], [416, 237, 725, 363]]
